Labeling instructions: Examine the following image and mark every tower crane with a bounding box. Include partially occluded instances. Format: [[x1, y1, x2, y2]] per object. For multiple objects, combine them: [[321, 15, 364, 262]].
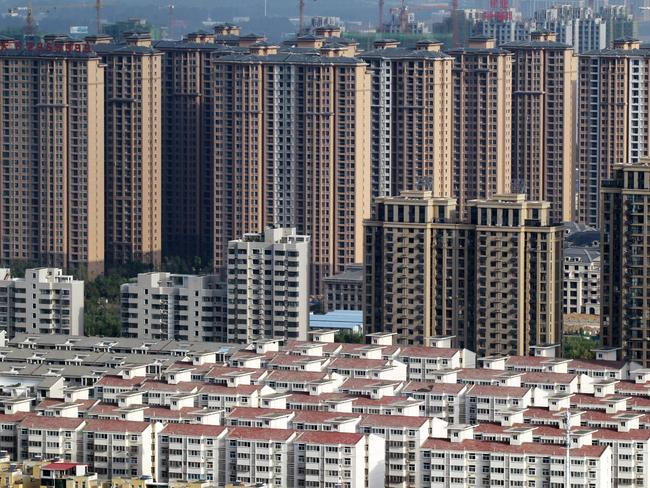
[[9, 1, 109, 35]]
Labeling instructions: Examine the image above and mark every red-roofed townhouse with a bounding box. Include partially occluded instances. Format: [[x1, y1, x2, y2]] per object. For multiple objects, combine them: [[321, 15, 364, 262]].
[[400, 381, 468, 423], [198, 384, 272, 411], [225, 427, 298, 487], [93, 375, 144, 404], [326, 357, 407, 381], [261, 370, 343, 394], [81, 419, 162, 480], [397, 346, 476, 381], [351, 395, 423, 416], [359, 414, 431, 488], [0, 413, 28, 458], [466, 385, 532, 423], [17, 416, 85, 463], [158, 423, 227, 485], [294, 431, 385, 488], [226, 407, 296, 429], [290, 410, 361, 433], [419, 437, 611, 488]]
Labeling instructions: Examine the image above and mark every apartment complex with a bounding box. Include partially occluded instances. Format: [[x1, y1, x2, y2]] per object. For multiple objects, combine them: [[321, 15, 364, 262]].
[[601, 163, 650, 366], [0, 39, 105, 278], [92, 34, 163, 267], [449, 37, 513, 216], [120, 272, 227, 342], [534, 5, 607, 53], [227, 228, 310, 343], [577, 38, 650, 227], [211, 36, 371, 294], [505, 31, 577, 223], [364, 191, 563, 356], [0, 268, 84, 337], [359, 40, 454, 199]]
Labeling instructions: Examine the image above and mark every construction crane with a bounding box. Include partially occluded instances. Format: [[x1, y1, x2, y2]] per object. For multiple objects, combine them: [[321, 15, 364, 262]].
[[10, 1, 107, 35]]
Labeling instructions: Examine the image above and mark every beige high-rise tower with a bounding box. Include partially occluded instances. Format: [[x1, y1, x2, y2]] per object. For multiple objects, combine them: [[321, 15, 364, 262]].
[[577, 38, 650, 227], [0, 38, 105, 278], [93, 33, 163, 266], [364, 191, 564, 356], [449, 36, 513, 216], [211, 38, 372, 294], [505, 31, 577, 223], [360, 40, 454, 199]]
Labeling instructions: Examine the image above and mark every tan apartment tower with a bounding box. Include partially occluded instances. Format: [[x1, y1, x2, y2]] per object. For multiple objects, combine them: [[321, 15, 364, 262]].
[[0, 38, 105, 278], [92, 33, 163, 266], [601, 162, 650, 366], [359, 40, 454, 199], [154, 34, 243, 262], [364, 191, 563, 356], [504, 31, 577, 223], [211, 39, 372, 294], [577, 38, 650, 227], [449, 36, 513, 216]]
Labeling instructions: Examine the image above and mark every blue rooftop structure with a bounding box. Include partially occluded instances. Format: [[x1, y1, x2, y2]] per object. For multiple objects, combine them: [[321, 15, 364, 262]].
[[309, 310, 363, 333]]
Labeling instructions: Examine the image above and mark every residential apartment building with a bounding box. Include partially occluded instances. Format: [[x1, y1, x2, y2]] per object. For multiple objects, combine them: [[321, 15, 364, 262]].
[[577, 38, 650, 227], [359, 40, 453, 199], [0, 268, 84, 337], [364, 191, 564, 356], [564, 247, 600, 315], [534, 5, 607, 53], [92, 34, 163, 267], [120, 272, 227, 342], [211, 38, 371, 294], [505, 31, 577, 223], [0, 40, 105, 278], [322, 264, 363, 312], [449, 37, 512, 216], [227, 228, 310, 343], [601, 163, 650, 366], [154, 35, 242, 262]]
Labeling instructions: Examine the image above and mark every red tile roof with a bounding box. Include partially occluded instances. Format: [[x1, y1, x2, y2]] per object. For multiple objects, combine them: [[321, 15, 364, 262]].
[[83, 419, 150, 433], [140, 380, 200, 393], [229, 407, 295, 419], [265, 370, 329, 382], [398, 346, 460, 359], [359, 414, 428, 428], [402, 381, 465, 394], [340, 378, 401, 389], [467, 385, 530, 398], [19, 416, 85, 429], [421, 438, 607, 458], [95, 375, 144, 387], [160, 423, 227, 437], [297, 430, 363, 446], [227, 427, 296, 441], [292, 410, 360, 424], [42, 463, 80, 471], [569, 359, 627, 372], [352, 395, 415, 407], [521, 372, 578, 384], [199, 384, 261, 395], [329, 357, 391, 370]]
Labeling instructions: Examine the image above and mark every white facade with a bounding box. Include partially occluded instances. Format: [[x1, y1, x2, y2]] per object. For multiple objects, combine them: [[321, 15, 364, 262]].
[[564, 247, 601, 315], [120, 272, 227, 341], [0, 268, 84, 337], [227, 228, 310, 343]]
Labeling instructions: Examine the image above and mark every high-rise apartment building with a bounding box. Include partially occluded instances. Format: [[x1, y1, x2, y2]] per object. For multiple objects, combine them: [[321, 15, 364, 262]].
[[534, 6, 607, 54], [211, 38, 371, 294], [0, 39, 105, 278], [577, 38, 650, 227], [505, 31, 577, 223], [92, 33, 163, 267], [364, 191, 563, 356], [601, 163, 650, 366], [449, 37, 513, 216], [154, 33, 243, 262], [0, 268, 84, 337], [359, 40, 454, 199], [226, 228, 310, 343], [120, 271, 227, 341]]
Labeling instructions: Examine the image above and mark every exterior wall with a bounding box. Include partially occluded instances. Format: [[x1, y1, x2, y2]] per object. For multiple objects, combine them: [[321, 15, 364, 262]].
[[564, 253, 600, 315]]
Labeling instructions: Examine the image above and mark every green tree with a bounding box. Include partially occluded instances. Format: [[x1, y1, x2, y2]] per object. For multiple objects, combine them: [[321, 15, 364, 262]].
[[335, 329, 364, 344], [563, 333, 600, 360]]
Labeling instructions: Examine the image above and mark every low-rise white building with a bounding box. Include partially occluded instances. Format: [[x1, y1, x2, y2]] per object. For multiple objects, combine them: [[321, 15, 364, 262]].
[[120, 272, 227, 341], [0, 268, 84, 337]]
